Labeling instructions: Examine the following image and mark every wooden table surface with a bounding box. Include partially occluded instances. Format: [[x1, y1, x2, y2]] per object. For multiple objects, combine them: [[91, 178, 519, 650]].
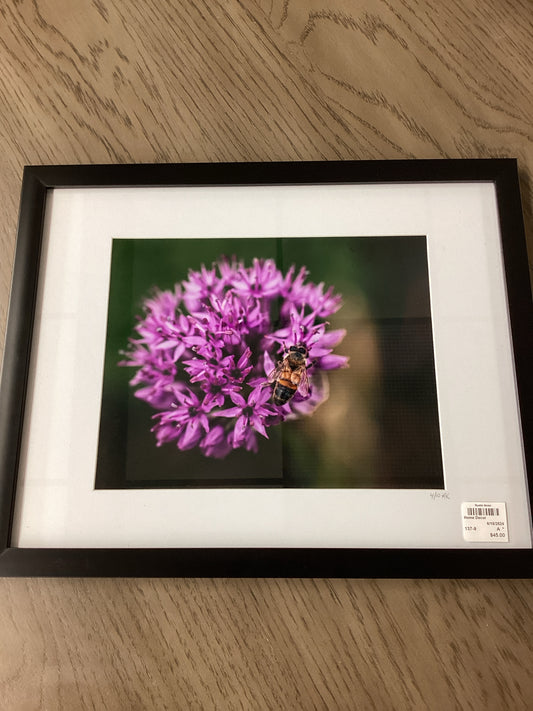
[[1, 1, 532, 709]]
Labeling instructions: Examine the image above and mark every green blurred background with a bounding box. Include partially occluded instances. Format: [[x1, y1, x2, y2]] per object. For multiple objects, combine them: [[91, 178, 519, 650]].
[[95, 236, 444, 489]]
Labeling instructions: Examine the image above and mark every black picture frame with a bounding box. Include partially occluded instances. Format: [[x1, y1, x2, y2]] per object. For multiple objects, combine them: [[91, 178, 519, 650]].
[[0, 159, 531, 577]]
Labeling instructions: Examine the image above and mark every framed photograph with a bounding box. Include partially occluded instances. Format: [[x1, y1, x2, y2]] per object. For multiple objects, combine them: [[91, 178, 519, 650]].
[[0, 160, 531, 577]]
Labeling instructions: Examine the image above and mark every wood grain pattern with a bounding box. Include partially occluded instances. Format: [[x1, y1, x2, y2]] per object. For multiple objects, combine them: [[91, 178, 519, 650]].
[[1, 578, 532, 710], [0, 1, 532, 709]]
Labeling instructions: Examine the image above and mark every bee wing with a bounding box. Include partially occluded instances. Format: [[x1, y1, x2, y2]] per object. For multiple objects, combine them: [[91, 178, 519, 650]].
[[267, 361, 285, 383], [297, 367, 310, 397]]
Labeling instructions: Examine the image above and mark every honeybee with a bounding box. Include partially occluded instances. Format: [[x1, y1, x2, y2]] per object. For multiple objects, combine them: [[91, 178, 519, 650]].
[[268, 344, 311, 405]]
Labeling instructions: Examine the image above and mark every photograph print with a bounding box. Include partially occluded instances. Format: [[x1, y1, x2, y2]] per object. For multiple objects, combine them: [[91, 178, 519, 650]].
[[95, 235, 444, 489]]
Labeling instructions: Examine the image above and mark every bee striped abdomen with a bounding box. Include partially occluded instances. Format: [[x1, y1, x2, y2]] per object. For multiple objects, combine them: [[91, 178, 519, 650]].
[[272, 379, 297, 405]]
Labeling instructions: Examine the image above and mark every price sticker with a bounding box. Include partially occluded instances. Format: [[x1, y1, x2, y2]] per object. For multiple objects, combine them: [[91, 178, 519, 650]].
[[461, 502, 508, 542]]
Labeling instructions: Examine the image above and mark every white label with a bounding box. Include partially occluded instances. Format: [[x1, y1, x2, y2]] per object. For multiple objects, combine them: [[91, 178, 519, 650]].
[[461, 502, 508, 542]]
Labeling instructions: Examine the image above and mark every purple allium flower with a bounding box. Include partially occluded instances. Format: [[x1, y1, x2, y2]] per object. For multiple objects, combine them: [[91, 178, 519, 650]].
[[120, 257, 348, 458]]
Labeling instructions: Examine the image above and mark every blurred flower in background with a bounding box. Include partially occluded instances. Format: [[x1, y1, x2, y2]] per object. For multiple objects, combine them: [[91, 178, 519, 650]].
[[120, 257, 348, 458]]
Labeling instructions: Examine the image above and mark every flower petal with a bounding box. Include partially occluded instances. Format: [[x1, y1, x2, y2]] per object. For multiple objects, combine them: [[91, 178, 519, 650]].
[[318, 354, 349, 370], [315, 328, 346, 348], [178, 419, 203, 450]]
